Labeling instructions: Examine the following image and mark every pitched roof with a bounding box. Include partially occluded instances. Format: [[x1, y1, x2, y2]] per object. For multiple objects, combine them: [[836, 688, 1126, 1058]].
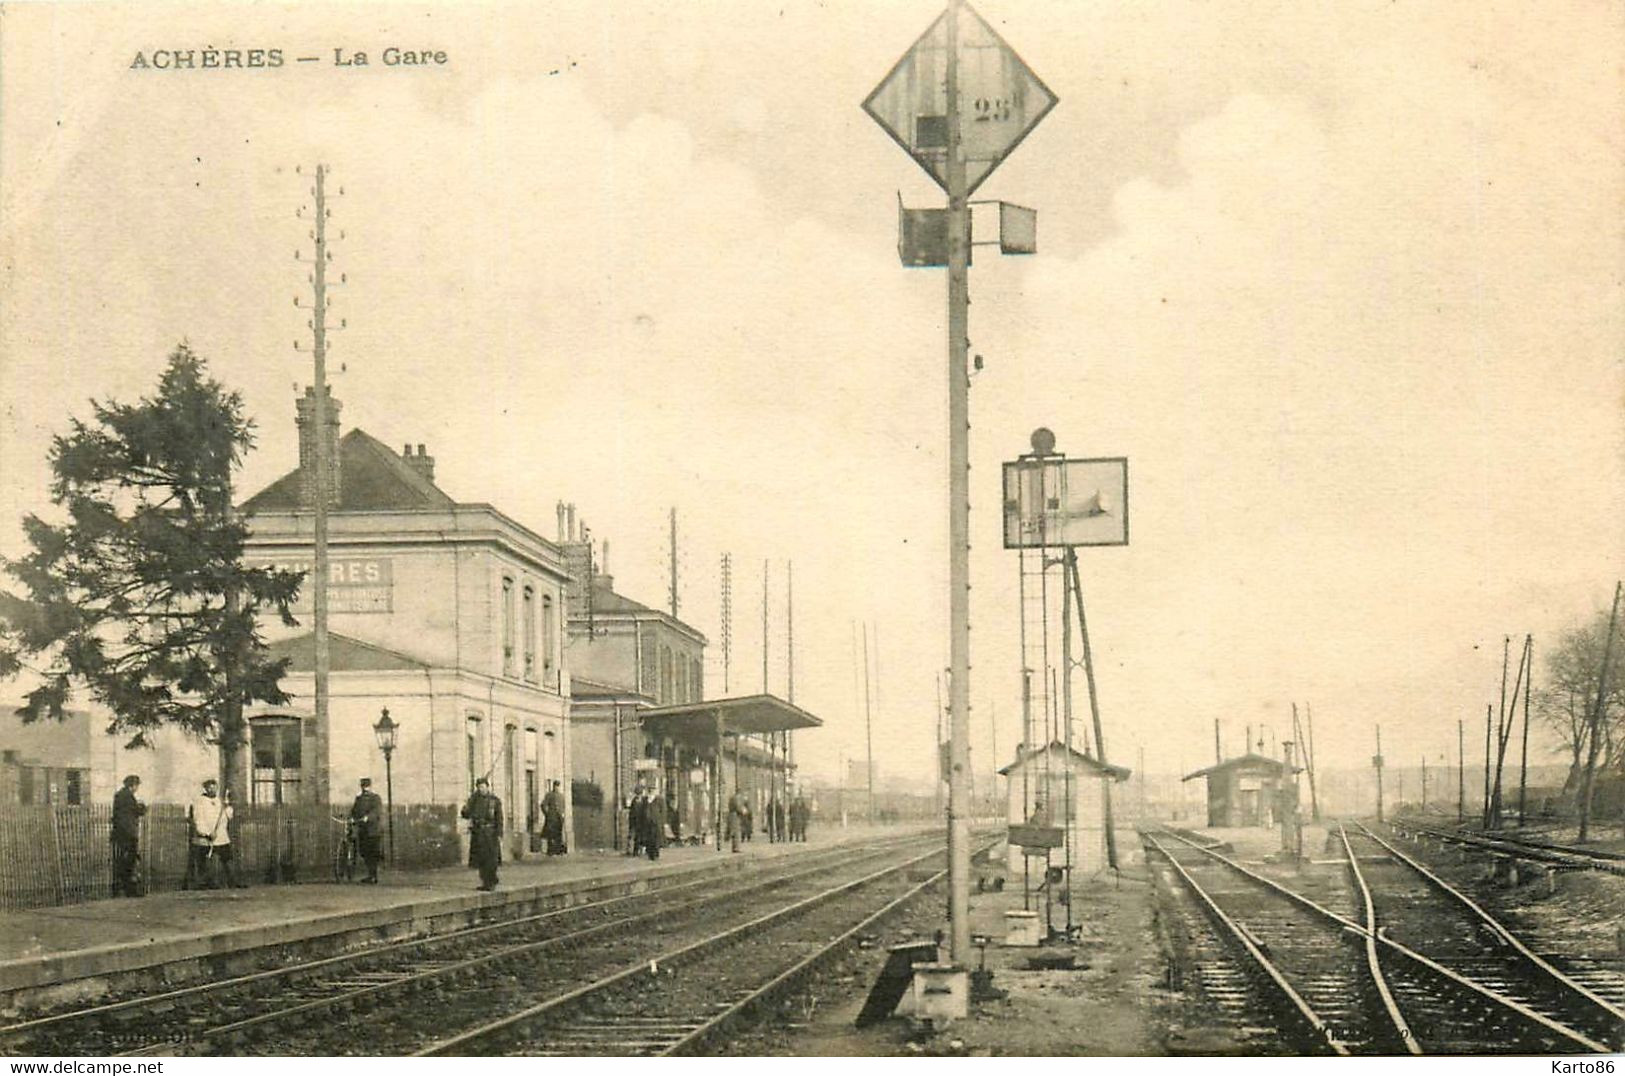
[[264, 631, 429, 672], [569, 677, 651, 702], [240, 429, 456, 513], [573, 576, 708, 643], [998, 740, 1131, 782], [1182, 753, 1288, 782]]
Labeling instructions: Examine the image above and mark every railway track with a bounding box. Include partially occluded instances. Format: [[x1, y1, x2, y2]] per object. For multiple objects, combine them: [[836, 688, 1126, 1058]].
[[0, 832, 938, 1057], [1343, 823, 1625, 1052], [1389, 820, 1625, 876], [415, 838, 994, 1056], [1147, 832, 1399, 1054], [1146, 825, 1621, 1054]]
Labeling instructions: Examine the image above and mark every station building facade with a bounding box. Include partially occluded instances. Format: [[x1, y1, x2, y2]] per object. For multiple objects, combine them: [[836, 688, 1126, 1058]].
[[237, 389, 573, 856]]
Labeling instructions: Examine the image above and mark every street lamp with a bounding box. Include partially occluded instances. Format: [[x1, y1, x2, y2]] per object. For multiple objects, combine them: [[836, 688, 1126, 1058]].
[[373, 708, 398, 866]]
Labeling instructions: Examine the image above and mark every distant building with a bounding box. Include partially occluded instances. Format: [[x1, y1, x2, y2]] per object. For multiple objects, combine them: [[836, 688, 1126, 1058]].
[[1182, 753, 1288, 828], [999, 741, 1130, 877], [238, 389, 573, 856], [0, 708, 98, 806]]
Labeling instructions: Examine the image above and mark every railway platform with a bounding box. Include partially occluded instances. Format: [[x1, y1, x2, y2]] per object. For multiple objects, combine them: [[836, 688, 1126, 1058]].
[[0, 823, 921, 1013]]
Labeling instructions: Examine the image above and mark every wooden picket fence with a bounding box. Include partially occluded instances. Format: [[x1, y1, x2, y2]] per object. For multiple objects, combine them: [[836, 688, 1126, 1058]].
[[0, 802, 460, 911]]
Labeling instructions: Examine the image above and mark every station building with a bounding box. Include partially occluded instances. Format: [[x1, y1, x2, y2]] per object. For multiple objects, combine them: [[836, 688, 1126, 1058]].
[[999, 740, 1129, 877], [1182, 753, 1288, 828], [237, 388, 574, 856]]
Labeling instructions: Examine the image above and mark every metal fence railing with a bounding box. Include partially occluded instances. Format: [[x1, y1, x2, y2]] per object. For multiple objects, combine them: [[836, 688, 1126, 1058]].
[[0, 802, 461, 912]]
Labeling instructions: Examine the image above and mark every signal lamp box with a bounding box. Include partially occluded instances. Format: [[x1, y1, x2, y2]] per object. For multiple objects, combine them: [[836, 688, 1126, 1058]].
[[897, 203, 972, 268]]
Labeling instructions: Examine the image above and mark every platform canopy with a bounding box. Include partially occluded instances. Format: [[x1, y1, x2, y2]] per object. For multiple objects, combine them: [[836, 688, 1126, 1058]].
[[640, 694, 822, 743]]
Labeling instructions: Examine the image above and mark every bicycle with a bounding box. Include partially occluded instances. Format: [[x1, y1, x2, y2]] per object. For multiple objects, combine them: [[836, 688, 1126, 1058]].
[[332, 815, 358, 882]]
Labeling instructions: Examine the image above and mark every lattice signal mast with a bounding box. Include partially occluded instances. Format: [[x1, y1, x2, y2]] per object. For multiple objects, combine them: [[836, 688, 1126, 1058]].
[[719, 553, 732, 693]]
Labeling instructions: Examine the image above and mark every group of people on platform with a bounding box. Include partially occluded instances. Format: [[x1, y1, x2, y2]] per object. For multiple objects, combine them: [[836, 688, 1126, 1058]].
[[107, 768, 813, 898], [725, 792, 811, 852], [626, 784, 674, 860]]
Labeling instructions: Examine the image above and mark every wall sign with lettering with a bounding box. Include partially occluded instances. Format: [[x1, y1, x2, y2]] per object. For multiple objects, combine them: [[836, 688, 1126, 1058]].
[[247, 557, 394, 614]]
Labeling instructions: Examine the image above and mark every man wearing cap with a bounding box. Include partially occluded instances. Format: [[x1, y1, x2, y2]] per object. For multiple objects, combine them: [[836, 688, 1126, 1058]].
[[350, 777, 384, 884], [460, 777, 503, 891], [185, 778, 240, 889]]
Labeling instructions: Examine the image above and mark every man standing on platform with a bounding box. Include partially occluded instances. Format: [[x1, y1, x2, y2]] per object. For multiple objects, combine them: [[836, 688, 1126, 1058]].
[[642, 788, 665, 861], [541, 779, 567, 856], [628, 782, 647, 857], [726, 790, 746, 853], [185, 778, 231, 889], [350, 777, 383, 883], [461, 777, 503, 891], [110, 774, 145, 896]]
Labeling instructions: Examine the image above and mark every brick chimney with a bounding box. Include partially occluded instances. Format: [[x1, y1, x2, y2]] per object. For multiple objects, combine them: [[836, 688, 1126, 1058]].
[[401, 443, 435, 484], [295, 385, 341, 509]]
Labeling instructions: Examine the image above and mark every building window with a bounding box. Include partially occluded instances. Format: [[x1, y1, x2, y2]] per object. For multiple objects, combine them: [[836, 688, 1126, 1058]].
[[466, 715, 483, 791], [251, 718, 302, 805], [501, 576, 516, 676], [525, 729, 540, 835], [504, 725, 518, 826], [522, 584, 536, 679], [64, 769, 83, 806], [541, 592, 556, 687], [690, 657, 703, 703]]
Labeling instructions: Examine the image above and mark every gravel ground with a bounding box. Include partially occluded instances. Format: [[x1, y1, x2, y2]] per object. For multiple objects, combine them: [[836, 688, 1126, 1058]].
[[720, 836, 1189, 1056]]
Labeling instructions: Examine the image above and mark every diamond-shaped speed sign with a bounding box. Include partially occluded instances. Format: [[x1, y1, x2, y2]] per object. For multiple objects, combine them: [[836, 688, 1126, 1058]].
[[864, 2, 1056, 196]]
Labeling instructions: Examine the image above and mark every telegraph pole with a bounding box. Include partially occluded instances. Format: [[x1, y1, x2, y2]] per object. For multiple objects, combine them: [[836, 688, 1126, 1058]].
[[1374, 725, 1385, 823], [761, 559, 769, 693], [786, 561, 794, 774], [720, 553, 732, 693], [941, 0, 974, 962], [865, 0, 1054, 968], [668, 507, 679, 618], [863, 622, 875, 824], [1458, 717, 1466, 823], [1517, 634, 1533, 825], [303, 164, 334, 808]]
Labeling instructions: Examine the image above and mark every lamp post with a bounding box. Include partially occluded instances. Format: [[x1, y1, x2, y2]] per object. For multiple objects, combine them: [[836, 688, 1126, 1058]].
[[373, 708, 399, 866]]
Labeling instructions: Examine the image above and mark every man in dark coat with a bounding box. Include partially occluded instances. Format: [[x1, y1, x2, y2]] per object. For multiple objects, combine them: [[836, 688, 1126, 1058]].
[[726, 791, 745, 853], [541, 779, 567, 856], [461, 777, 503, 891], [110, 774, 146, 897], [642, 790, 665, 861], [350, 777, 384, 883], [628, 783, 647, 856]]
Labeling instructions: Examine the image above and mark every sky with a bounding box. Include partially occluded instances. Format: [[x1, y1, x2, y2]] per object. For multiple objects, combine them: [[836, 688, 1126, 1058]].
[[2, 0, 1621, 789]]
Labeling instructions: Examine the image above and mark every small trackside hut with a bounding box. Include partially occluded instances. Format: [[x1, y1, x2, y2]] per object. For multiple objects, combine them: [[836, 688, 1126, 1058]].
[[1182, 753, 1288, 828], [999, 741, 1130, 878]]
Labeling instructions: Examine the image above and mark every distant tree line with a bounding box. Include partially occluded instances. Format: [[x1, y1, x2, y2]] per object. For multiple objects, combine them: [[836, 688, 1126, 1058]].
[[1535, 587, 1623, 839]]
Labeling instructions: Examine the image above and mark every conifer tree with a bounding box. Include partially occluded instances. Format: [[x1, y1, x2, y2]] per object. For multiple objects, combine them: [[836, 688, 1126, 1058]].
[[0, 344, 303, 791]]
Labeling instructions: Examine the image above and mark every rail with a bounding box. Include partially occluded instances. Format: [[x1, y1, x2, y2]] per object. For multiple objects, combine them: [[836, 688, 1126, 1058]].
[[1152, 826, 1611, 1053], [1334, 825, 1420, 1055], [1143, 832, 1347, 1056], [1351, 821, 1625, 1031], [2, 831, 937, 1056], [414, 838, 967, 1056], [1388, 819, 1625, 876]]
